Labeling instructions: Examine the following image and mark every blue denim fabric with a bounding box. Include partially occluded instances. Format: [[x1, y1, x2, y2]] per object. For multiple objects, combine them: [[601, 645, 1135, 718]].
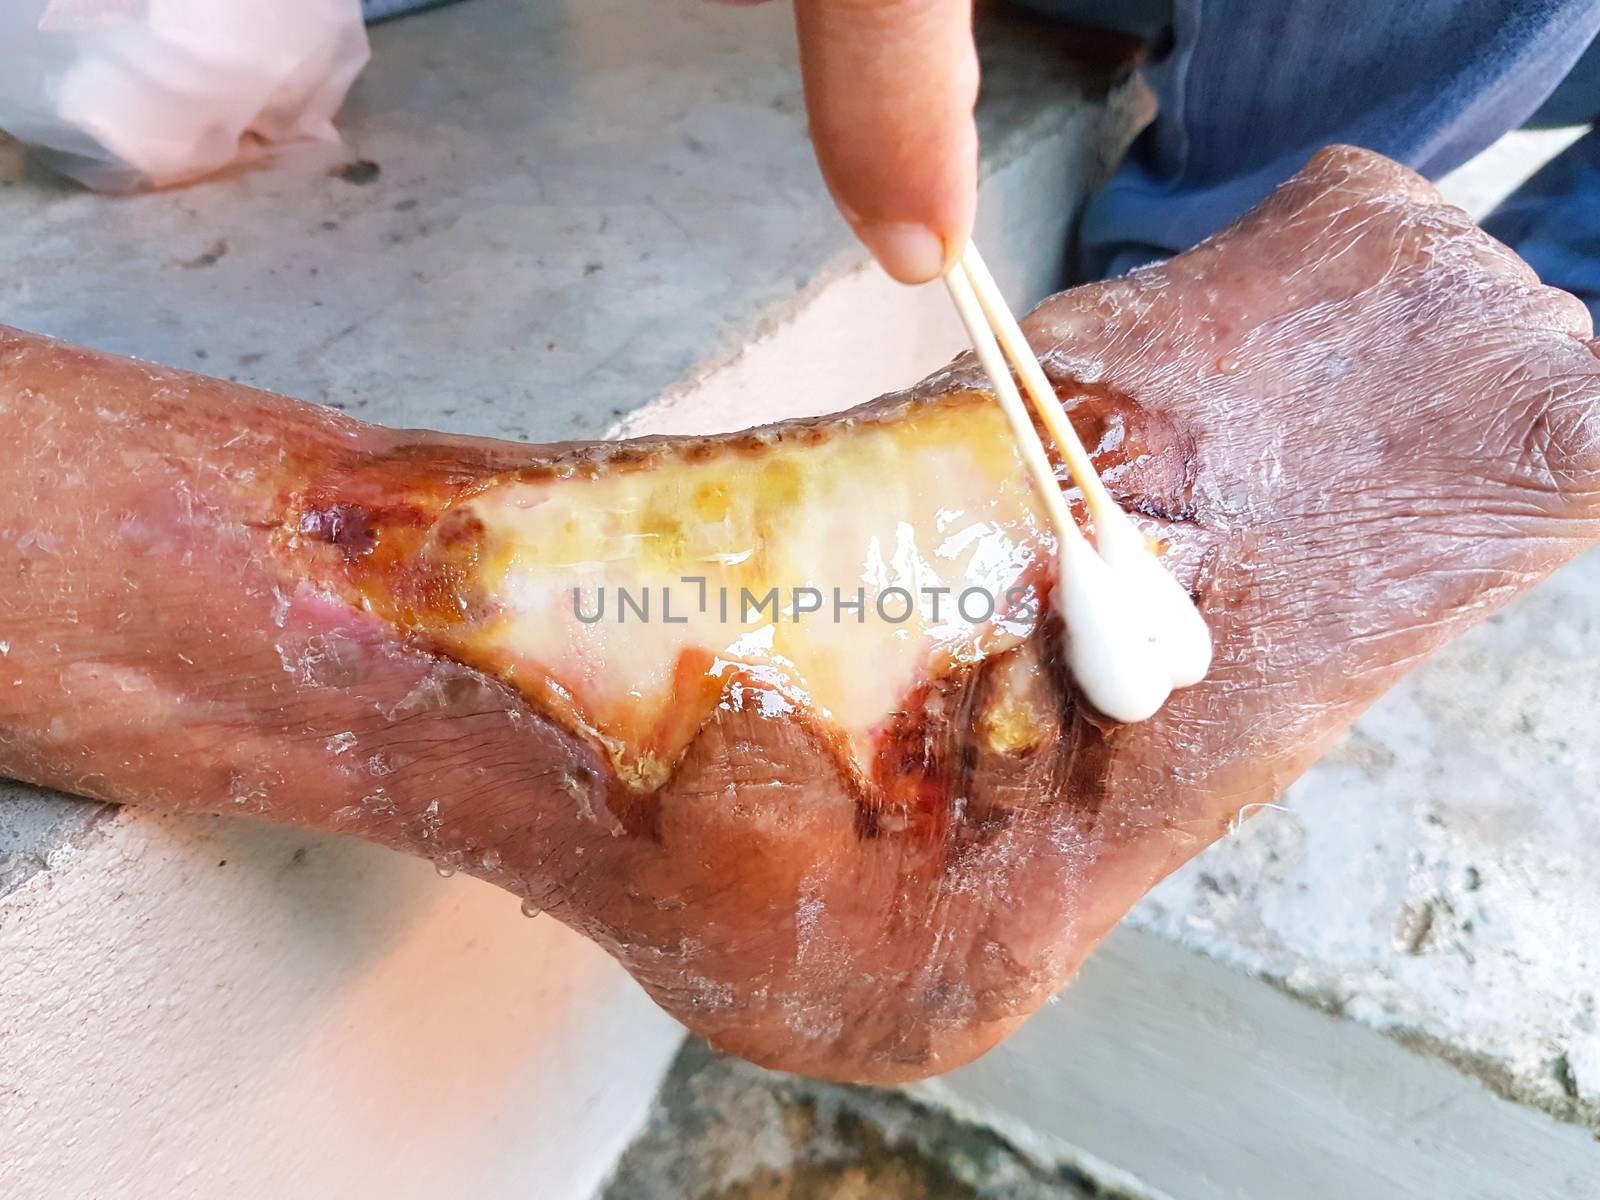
[[1019, 0, 1600, 318], [1482, 126, 1600, 311], [361, 0, 464, 23]]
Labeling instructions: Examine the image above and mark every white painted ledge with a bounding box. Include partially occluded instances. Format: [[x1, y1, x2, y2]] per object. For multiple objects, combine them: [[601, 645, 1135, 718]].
[[1, 817, 680, 1200]]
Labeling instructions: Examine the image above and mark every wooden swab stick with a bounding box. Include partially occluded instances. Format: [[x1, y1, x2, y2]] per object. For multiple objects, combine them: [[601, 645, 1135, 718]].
[[943, 243, 1214, 721], [942, 262, 1089, 552], [958, 244, 1120, 530]]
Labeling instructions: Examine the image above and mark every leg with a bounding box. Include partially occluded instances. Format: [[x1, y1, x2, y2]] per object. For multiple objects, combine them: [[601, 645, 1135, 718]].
[[4, 149, 1599, 1082], [1074, 0, 1600, 279]]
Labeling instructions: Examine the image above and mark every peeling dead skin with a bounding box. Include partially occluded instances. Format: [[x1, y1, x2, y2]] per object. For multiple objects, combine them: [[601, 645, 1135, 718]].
[[3, 147, 1600, 1083]]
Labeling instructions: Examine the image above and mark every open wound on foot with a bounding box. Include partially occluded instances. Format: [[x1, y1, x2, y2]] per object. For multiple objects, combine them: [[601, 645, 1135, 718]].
[[289, 389, 1195, 800]]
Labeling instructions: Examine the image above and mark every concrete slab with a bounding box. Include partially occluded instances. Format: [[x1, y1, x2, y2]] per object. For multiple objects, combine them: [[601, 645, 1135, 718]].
[[0, 0, 1124, 442], [1, 813, 684, 1200], [0, 781, 100, 898], [924, 926, 1600, 1200], [602, 1041, 1113, 1200]]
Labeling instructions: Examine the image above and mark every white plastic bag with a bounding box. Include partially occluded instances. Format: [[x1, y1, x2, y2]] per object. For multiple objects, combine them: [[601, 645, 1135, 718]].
[[0, 0, 371, 191]]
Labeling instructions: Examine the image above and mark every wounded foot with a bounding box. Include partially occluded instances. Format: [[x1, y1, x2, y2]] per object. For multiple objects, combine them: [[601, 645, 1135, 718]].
[[2, 147, 1598, 1082]]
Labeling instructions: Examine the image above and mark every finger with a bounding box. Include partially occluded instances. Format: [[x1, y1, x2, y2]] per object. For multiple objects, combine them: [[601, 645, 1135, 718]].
[[794, 0, 979, 283]]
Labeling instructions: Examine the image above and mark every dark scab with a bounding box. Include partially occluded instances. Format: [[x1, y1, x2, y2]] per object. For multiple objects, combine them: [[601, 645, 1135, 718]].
[[1133, 495, 1201, 525], [299, 502, 379, 559], [432, 507, 485, 551], [1052, 377, 1203, 524], [607, 446, 654, 469], [602, 772, 660, 841], [682, 441, 721, 464]]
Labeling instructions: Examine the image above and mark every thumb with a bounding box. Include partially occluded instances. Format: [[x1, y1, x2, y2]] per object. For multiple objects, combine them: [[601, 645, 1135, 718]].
[[794, 0, 979, 283]]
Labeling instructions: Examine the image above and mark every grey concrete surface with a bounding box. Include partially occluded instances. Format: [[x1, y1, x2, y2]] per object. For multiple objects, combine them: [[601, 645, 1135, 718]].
[[0, 0, 1139, 894], [601, 1040, 1119, 1200], [926, 926, 1600, 1200], [0, 783, 100, 897], [1130, 547, 1600, 1130], [0, 0, 1120, 441]]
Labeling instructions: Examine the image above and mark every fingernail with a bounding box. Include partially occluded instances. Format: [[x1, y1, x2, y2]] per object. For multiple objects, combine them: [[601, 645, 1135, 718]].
[[857, 222, 949, 284]]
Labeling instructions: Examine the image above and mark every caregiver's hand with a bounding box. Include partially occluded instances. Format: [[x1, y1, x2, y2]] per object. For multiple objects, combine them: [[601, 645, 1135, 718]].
[[716, 0, 979, 283]]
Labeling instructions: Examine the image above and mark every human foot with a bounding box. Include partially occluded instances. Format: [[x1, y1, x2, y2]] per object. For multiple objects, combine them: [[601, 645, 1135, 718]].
[[2, 147, 1596, 1082]]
